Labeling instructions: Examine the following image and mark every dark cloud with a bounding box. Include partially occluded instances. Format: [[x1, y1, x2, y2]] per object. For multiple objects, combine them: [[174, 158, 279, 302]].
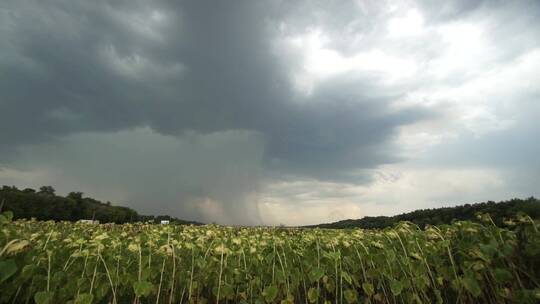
[[0, 0, 426, 181]]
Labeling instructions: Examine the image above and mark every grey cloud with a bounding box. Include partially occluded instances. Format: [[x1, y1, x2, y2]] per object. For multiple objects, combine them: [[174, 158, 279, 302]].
[[0, 0, 427, 182], [414, 98, 540, 201], [421, 115, 540, 171], [262, 75, 430, 181], [417, 0, 489, 22]]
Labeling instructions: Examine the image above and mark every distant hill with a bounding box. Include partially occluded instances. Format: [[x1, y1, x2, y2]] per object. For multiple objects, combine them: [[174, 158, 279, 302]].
[[306, 197, 540, 229], [0, 185, 201, 225]]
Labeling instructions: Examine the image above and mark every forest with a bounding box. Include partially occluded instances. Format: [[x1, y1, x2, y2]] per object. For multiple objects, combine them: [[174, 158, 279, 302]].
[[2, 185, 539, 229], [0, 185, 199, 225], [309, 197, 540, 229]]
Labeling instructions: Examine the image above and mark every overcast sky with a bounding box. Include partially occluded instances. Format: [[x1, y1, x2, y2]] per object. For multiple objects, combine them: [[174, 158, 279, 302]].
[[1, 0, 539, 225]]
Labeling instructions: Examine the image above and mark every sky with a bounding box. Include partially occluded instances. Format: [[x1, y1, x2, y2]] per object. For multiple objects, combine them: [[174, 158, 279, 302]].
[[0, 0, 539, 225]]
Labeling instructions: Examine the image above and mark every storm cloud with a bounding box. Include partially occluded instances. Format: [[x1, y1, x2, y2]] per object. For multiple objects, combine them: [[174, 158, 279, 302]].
[[0, 1, 426, 176], [1, 0, 539, 225]]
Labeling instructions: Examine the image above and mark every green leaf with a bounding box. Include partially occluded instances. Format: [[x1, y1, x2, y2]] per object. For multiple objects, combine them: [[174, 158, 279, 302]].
[[390, 279, 403, 296], [74, 293, 93, 304], [324, 278, 334, 293], [5, 211, 14, 221], [4, 240, 30, 255], [362, 282, 374, 296], [0, 259, 17, 284], [462, 276, 481, 297], [307, 288, 318, 303], [34, 291, 54, 304], [341, 272, 352, 285], [76, 277, 86, 288], [276, 270, 286, 283], [409, 252, 422, 261], [221, 284, 234, 299], [133, 280, 153, 297], [411, 293, 422, 304], [0, 211, 13, 223], [141, 268, 152, 281], [51, 270, 67, 286], [434, 290, 443, 304], [344, 289, 358, 304], [534, 288, 540, 300], [309, 267, 325, 282], [280, 294, 294, 304], [264, 285, 278, 303], [493, 268, 512, 283], [21, 264, 36, 279]]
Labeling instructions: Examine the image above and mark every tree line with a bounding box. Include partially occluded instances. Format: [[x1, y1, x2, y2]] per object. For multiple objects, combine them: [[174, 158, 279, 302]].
[[2, 185, 539, 228], [0, 185, 200, 225], [308, 197, 540, 229]]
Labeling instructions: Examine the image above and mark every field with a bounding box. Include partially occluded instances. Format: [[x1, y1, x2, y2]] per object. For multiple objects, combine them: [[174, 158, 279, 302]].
[[1, 211, 539, 304]]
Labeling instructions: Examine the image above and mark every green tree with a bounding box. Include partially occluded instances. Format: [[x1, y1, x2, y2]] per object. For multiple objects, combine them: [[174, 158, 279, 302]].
[[38, 186, 56, 196]]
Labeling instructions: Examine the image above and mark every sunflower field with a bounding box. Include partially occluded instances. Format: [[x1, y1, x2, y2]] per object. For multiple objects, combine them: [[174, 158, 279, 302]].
[[1, 211, 539, 303]]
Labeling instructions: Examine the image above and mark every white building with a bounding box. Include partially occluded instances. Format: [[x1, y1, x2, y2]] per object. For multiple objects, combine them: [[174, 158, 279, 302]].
[[78, 219, 99, 224]]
